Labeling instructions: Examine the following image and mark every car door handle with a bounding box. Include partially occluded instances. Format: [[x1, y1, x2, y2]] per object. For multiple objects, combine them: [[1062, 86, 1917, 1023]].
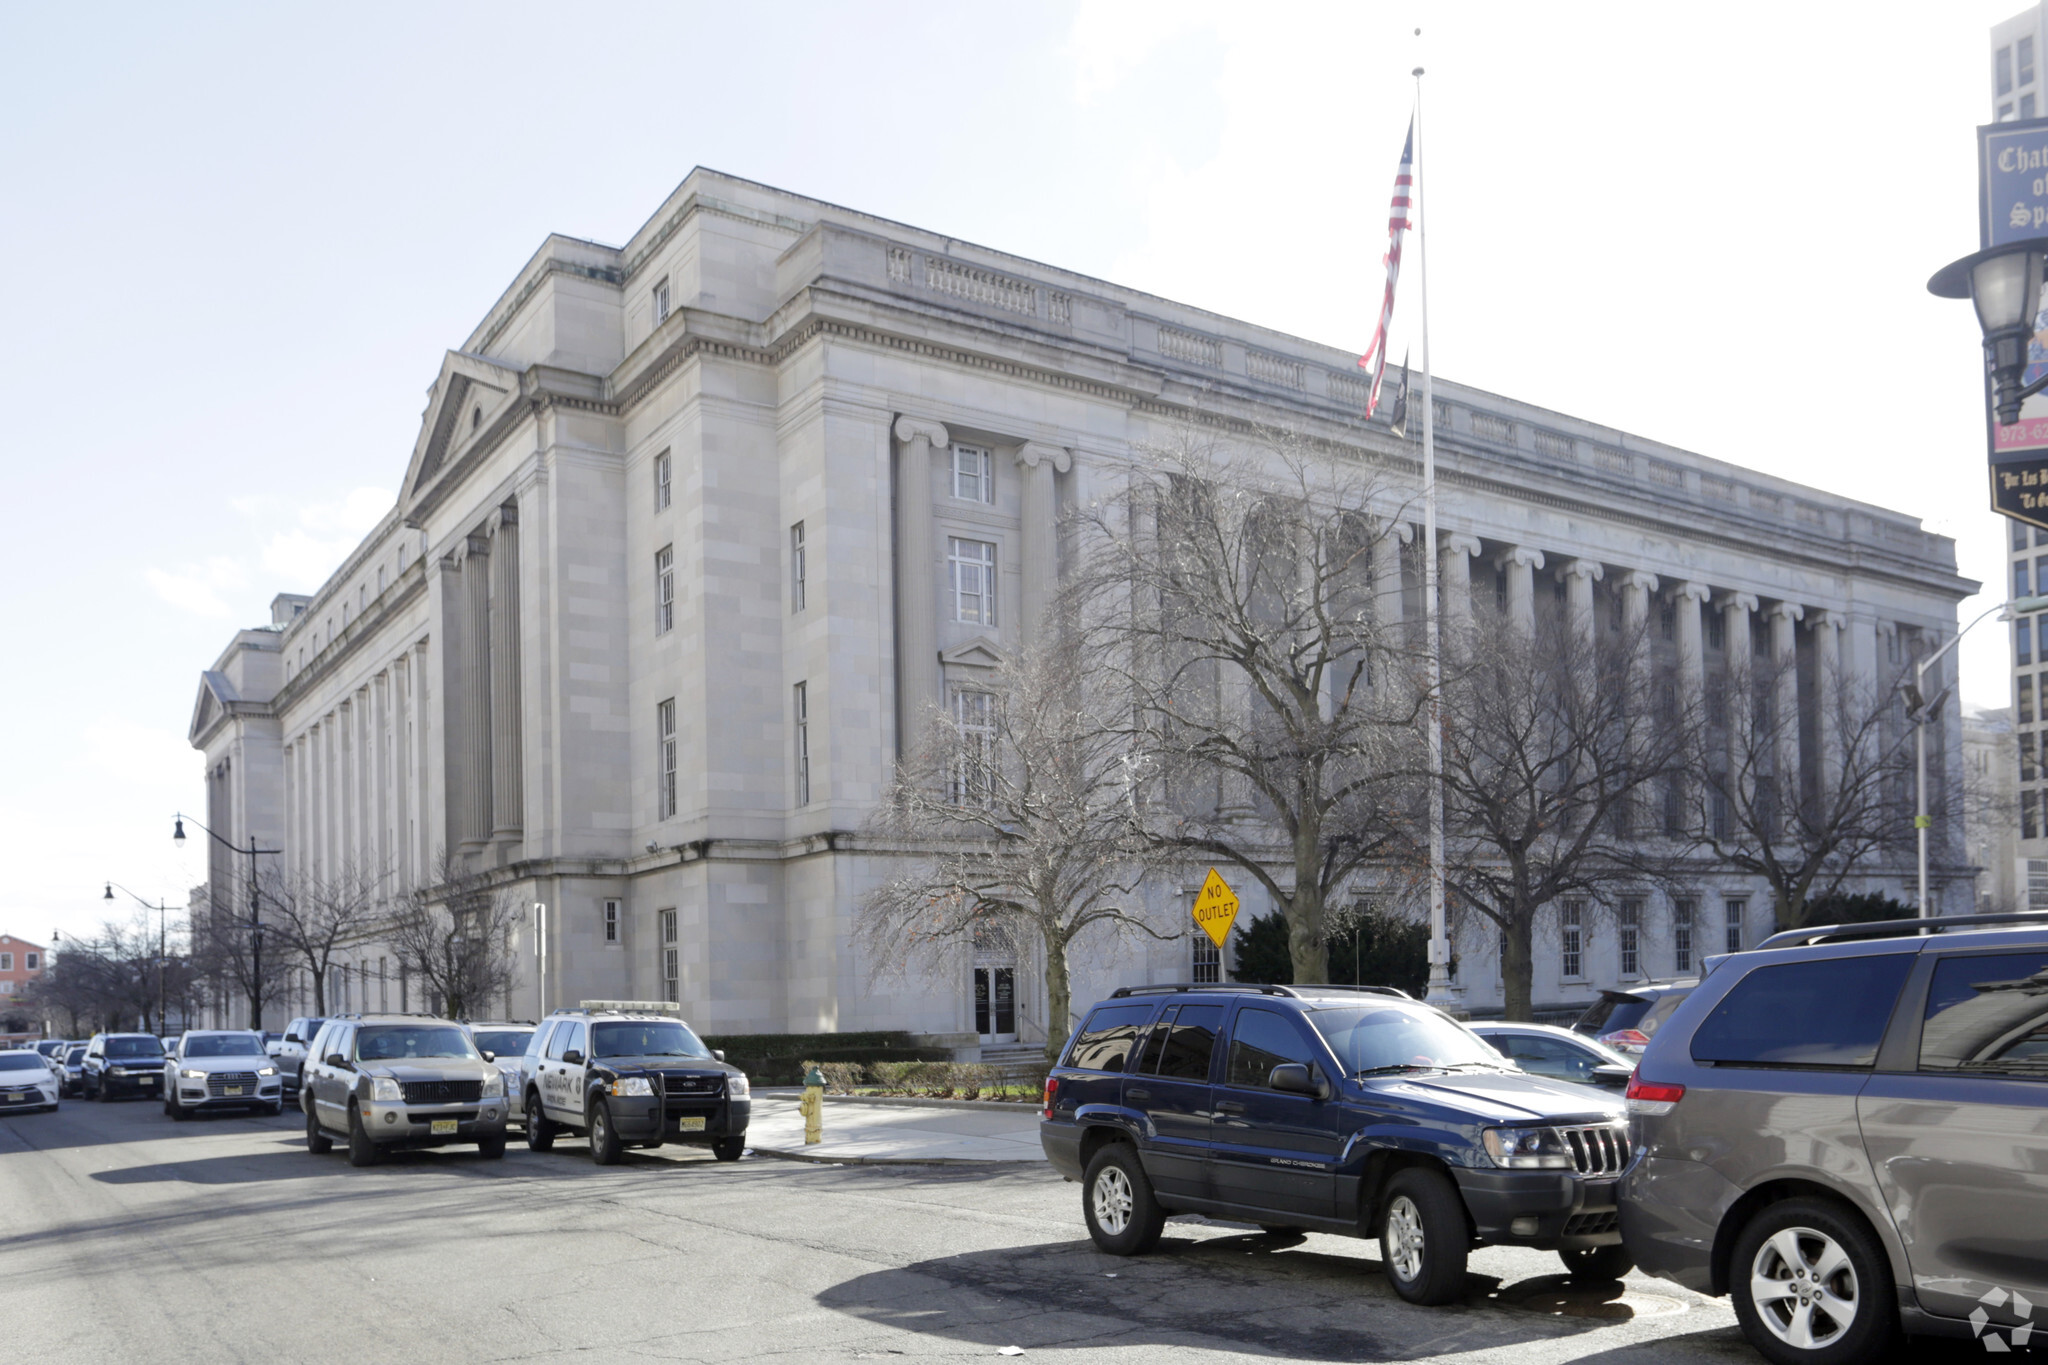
[[1214, 1101, 1247, 1114], [1125, 1087, 1151, 1100]]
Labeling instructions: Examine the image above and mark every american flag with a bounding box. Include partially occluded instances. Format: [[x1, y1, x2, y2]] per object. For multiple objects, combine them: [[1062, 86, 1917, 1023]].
[[1359, 119, 1414, 417]]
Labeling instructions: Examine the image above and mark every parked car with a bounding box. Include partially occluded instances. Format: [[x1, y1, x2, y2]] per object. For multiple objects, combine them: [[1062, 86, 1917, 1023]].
[[59, 1044, 87, 1097], [1621, 910, 2048, 1365], [1469, 1022, 1635, 1090], [1571, 981, 1697, 1056], [164, 1030, 285, 1119], [270, 1017, 326, 1094], [300, 1015, 508, 1166], [81, 1033, 167, 1100], [464, 1022, 535, 1127], [33, 1040, 72, 1064], [0, 1050, 60, 1113], [1041, 982, 1632, 1304], [520, 1005, 749, 1164]]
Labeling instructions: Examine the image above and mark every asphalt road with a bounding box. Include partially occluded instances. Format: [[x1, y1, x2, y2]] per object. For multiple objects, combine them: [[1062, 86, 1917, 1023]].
[[0, 1097, 1999, 1364]]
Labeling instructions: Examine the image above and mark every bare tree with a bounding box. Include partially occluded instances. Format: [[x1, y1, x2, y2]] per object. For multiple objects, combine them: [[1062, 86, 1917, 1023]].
[[1069, 428, 1423, 983], [1694, 652, 1916, 930], [189, 888, 291, 1029], [860, 639, 1176, 1060], [1427, 612, 1697, 1020], [387, 852, 522, 1020], [27, 913, 172, 1034], [263, 862, 392, 1015]]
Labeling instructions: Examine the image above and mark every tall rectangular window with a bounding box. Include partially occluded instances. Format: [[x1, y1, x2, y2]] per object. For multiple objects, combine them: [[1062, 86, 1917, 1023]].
[[378, 958, 388, 1011], [659, 908, 679, 1003], [951, 444, 994, 503], [949, 537, 997, 624], [951, 687, 996, 806], [1673, 898, 1696, 975], [2022, 35, 2036, 87], [653, 450, 672, 511], [2024, 732, 2039, 785], [793, 682, 811, 805], [2035, 555, 2048, 598], [652, 277, 672, 324], [1619, 899, 1642, 978], [655, 545, 675, 635], [656, 699, 677, 820], [1560, 900, 1584, 979], [2026, 93, 2039, 119], [1191, 935, 1220, 984], [2024, 674, 2037, 726], [790, 521, 806, 613], [2000, 44, 2015, 96], [2017, 560, 2031, 599], [603, 899, 620, 943], [2022, 619, 2036, 668], [1724, 898, 1747, 954], [2027, 790, 2041, 841], [23, 953, 36, 971], [2016, 518, 2030, 552]]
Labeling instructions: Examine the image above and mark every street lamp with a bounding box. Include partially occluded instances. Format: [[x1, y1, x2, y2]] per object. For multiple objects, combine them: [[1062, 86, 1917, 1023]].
[[172, 813, 282, 1030], [105, 881, 172, 1036], [1928, 236, 2048, 426], [1904, 594, 2048, 917]]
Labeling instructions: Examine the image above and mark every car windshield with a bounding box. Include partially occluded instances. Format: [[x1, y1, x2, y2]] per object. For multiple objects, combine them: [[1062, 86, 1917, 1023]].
[[472, 1030, 533, 1057], [0, 1054, 47, 1072], [1307, 1005, 1505, 1074], [353, 1025, 477, 1062], [1578, 995, 1652, 1037], [591, 1021, 714, 1059], [64, 1047, 86, 1063], [106, 1037, 164, 1058], [184, 1034, 266, 1058]]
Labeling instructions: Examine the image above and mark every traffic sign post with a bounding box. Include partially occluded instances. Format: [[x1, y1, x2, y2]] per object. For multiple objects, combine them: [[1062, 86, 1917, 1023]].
[[1191, 867, 1240, 949]]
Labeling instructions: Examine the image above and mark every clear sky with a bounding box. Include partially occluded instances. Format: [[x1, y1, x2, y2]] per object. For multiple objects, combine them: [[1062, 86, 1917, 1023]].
[[0, 1, 2023, 946]]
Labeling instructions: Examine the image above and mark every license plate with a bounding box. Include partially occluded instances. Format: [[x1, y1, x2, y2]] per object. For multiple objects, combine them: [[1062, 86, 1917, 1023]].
[[6, 1094, 24, 1103], [676, 1116, 706, 1132], [140, 1076, 156, 1085], [430, 1119, 458, 1135], [223, 1086, 244, 1096]]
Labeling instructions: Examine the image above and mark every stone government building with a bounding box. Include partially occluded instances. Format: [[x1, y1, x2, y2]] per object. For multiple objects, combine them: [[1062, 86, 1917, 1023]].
[[186, 169, 1974, 1046]]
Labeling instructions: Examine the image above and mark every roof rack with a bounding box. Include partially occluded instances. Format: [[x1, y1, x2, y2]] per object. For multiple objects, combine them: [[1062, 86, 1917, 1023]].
[[328, 1012, 448, 1021], [1107, 982, 1415, 1001], [1753, 910, 2048, 953], [546, 1000, 683, 1016]]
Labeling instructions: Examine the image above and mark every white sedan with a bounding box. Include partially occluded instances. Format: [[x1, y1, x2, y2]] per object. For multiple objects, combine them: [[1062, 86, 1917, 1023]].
[[163, 1032, 285, 1119], [0, 1050, 60, 1113]]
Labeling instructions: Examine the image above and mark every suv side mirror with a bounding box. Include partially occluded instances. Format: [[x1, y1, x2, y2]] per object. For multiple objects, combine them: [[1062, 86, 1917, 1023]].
[[562, 1050, 584, 1067], [285, 1035, 301, 1045], [713, 1050, 725, 1063], [1269, 1063, 1325, 1098], [325, 1053, 348, 1068], [480, 1051, 496, 1063]]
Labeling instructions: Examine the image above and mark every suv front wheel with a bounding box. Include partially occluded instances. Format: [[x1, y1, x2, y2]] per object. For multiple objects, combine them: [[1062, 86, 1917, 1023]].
[[1729, 1197, 1899, 1365], [588, 1100, 624, 1165], [346, 1103, 383, 1168], [1378, 1166, 1469, 1305]]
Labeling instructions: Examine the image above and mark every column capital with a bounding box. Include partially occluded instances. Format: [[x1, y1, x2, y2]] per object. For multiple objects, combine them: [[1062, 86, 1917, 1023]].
[[1014, 440, 1072, 473], [893, 415, 950, 448], [1672, 580, 1713, 603], [1810, 607, 1847, 631], [1715, 590, 1759, 613], [487, 504, 518, 535], [1494, 546, 1545, 572], [1766, 600, 1806, 624], [1560, 558, 1605, 584], [1620, 570, 1661, 595], [1391, 520, 1415, 545], [1441, 532, 1483, 558]]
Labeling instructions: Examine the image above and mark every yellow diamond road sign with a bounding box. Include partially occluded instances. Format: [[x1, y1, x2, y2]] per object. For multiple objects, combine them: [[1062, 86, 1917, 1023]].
[[1191, 867, 1240, 949]]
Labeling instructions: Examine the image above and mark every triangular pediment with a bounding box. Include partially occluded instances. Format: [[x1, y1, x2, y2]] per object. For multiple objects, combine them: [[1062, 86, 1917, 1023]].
[[938, 636, 1008, 670], [188, 671, 237, 746], [396, 350, 521, 517]]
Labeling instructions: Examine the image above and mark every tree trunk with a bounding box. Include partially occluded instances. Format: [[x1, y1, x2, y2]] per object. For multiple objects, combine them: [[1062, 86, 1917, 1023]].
[[1287, 887, 1328, 985], [1500, 914, 1535, 1021], [1042, 927, 1073, 1065]]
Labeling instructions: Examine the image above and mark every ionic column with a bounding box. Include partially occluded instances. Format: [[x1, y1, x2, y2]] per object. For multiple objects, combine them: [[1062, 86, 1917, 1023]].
[[1674, 582, 1712, 826], [1561, 559, 1603, 644], [460, 532, 494, 850], [1015, 442, 1071, 643], [1440, 533, 1481, 644], [893, 416, 947, 755], [1377, 522, 1412, 630], [1497, 547, 1545, 633], [1718, 591, 1760, 818], [488, 505, 523, 841], [1620, 571, 1661, 700], [1813, 609, 1845, 798], [1768, 601, 1804, 827]]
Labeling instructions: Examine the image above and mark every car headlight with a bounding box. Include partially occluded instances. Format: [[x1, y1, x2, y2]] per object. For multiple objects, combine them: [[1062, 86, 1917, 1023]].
[[1481, 1126, 1575, 1170], [609, 1076, 654, 1098], [480, 1071, 505, 1098], [725, 1074, 750, 1100], [369, 1076, 402, 1103], [180, 1068, 206, 1080], [257, 1066, 277, 1077]]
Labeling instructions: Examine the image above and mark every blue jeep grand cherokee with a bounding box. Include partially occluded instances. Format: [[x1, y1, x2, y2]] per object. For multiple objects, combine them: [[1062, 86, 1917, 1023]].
[[1041, 983, 1632, 1304]]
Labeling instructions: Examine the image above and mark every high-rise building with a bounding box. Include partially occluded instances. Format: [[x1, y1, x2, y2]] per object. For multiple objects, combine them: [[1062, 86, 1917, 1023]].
[[1993, 7, 2045, 122]]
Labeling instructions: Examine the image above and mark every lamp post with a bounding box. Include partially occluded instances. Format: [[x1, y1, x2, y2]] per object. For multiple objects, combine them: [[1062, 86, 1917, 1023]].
[[1928, 236, 2048, 427], [104, 881, 171, 1036], [173, 814, 282, 1030]]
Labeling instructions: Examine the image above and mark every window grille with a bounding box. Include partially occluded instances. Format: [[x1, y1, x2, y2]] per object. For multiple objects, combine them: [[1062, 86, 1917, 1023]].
[[1561, 901, 1584, 979], [951, 688, 996, 806], [1673, 898, 1695, 975], [1619, 899, 1642, 978], [1725, 899, 1746, 954], [1191, 935, 1220, 984], [656, 699, 677, 820], [652, 277, 671, 324], [604, 900, 620, 944], [790, 521, 806, 612], [655, 545, 674, 635], [949, 538, 997, 624], [952, 445, 994, 503], [793, 682, 811, 806], [654, 450, 672, 511], [659, 908, 678, 1003]]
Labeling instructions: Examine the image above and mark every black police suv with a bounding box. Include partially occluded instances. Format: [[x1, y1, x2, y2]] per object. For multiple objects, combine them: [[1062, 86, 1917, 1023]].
[[520, 1005, 750, 1164], [1041, 983, 1632, 1304]]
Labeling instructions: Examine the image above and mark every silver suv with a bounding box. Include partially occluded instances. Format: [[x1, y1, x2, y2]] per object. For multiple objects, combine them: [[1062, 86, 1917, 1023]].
[[300, 1015, 509, 1166], [1620, 911, 2048, 1365]]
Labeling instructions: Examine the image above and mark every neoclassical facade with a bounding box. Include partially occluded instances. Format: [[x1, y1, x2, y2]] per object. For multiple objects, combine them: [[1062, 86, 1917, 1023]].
[[187, 170, 1975, 1039]]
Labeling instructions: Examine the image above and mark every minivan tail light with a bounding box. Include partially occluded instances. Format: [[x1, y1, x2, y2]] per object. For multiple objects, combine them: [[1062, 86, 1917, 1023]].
[[1042, 1075, 1059, 1120], [1625, 1074, 1685, 1116]]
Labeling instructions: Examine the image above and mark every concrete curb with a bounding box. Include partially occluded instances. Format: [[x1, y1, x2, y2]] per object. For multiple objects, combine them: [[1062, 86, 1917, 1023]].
[[753, 1091, 1039, 1113], [747, 1145, 1044, 1167]]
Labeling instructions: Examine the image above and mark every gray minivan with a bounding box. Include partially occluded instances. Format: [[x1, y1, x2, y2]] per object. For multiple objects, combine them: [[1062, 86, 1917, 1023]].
[[1619, 911, 2048, 1365]]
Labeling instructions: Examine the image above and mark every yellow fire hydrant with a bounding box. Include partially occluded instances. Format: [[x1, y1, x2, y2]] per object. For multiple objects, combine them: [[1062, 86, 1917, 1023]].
[[798, 1066, 826, 1145]]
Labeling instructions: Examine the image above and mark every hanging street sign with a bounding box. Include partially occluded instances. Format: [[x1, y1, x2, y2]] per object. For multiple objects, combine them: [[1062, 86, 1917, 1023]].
[[1191, 867, 1241, 949], [1978, 116, 2048, 514]]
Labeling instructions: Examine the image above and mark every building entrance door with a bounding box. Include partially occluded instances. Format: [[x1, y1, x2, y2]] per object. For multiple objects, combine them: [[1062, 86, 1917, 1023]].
[[974, 967, 1016, 1041]]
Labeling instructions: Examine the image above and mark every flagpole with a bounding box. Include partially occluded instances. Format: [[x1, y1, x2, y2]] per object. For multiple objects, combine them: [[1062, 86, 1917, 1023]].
[[1414, 63, 1453, 1010]]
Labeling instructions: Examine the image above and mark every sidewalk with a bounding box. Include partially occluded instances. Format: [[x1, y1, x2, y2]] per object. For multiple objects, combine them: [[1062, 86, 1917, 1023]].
[[745, 1094, 1047, 1164]]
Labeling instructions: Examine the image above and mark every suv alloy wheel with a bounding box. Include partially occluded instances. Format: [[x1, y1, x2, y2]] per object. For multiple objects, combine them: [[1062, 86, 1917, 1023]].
[[346, 1103, 383, 1168], [1080, 1144, 1165, 1256], [1378, 1167, 1470, 1305], [525, 1093, 555, 1151], [1729, 1198, 1899, 1365], [306, 1104, 333, 1154], [588, 1099, 623, 1165]]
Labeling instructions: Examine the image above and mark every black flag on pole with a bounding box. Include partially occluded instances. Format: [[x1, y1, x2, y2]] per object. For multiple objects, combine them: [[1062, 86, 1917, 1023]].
[[1387, 351, 1412, 438]]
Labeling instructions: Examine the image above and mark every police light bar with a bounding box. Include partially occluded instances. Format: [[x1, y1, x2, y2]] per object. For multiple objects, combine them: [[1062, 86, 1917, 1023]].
[[577, 1000, 680, 1012]]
